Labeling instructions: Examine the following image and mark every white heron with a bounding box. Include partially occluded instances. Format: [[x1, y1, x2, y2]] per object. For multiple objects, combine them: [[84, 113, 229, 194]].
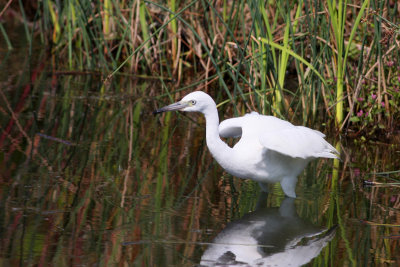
[[154, 91, 339, 198]]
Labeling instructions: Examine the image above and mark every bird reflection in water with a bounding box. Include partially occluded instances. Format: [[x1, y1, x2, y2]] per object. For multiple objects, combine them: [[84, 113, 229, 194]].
[[199, 194, 336, 267]]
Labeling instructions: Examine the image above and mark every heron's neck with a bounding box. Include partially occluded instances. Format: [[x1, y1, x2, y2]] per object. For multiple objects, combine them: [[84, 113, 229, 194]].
[[203, 108, 232, 163]]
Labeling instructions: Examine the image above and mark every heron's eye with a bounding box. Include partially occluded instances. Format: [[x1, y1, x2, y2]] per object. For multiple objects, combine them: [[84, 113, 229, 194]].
[[190, 100, 196, 105]]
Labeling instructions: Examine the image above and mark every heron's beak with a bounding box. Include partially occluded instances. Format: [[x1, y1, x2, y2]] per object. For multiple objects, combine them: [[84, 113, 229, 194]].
[[153, 101, 188, 115]]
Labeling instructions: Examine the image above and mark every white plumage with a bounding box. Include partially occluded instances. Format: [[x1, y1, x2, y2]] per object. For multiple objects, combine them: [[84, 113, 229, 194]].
[[155, 91, 339, 198]]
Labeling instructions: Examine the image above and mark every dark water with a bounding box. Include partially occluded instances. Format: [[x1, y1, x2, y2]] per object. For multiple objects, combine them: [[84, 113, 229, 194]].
[[1, 43, 400, 266]]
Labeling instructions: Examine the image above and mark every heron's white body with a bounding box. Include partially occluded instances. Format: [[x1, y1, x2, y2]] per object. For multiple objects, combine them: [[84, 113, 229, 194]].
[[156, 91, 339, 198]]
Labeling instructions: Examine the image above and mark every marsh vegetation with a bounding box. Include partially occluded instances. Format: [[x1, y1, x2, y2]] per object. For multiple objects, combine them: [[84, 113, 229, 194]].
[[0, 0, 399, 266]]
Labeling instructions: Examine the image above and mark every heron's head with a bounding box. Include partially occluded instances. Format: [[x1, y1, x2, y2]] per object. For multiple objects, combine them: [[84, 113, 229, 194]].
[[154, 91, 216, 114]]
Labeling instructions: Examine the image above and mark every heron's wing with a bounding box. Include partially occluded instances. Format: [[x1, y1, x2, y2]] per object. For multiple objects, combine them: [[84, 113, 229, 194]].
[[259, 126, 339, 159], [219, 117, 243, 138], [219, 112, 267, 138], [221, 112, 339, 159]]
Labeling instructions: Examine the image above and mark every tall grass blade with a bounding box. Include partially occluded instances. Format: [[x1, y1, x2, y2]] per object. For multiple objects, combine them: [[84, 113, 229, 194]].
[[0, 23, 13, 50], [260, 38, 327, 86]]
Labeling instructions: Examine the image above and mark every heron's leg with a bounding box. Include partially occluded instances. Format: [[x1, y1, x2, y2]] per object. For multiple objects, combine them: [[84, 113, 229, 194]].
[[279, 197, 296, 217], [258, 182, 269, 193], [280, 176, 297, 198], [255, 192, 269, 210]]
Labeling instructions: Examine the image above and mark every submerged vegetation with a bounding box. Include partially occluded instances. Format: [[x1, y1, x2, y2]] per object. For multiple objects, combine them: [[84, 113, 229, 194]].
[[1, 0, 400, 139]]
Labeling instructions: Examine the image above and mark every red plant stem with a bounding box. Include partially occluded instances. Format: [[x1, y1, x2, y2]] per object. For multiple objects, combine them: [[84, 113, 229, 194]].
[[0, 62, 45, 147]]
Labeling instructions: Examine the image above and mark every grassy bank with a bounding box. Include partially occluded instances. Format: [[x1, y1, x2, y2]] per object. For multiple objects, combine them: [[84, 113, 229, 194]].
[[1, 0, 400, 138]]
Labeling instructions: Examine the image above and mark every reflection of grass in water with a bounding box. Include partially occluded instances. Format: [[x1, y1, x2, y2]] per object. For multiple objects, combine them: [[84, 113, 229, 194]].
[[1, 68, 400, 265]]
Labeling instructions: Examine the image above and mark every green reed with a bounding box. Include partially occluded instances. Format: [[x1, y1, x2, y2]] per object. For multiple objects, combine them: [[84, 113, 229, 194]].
[[326, 0, 370, 130], [0, 23, 13, 50], [6, 0, 397, 135]]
